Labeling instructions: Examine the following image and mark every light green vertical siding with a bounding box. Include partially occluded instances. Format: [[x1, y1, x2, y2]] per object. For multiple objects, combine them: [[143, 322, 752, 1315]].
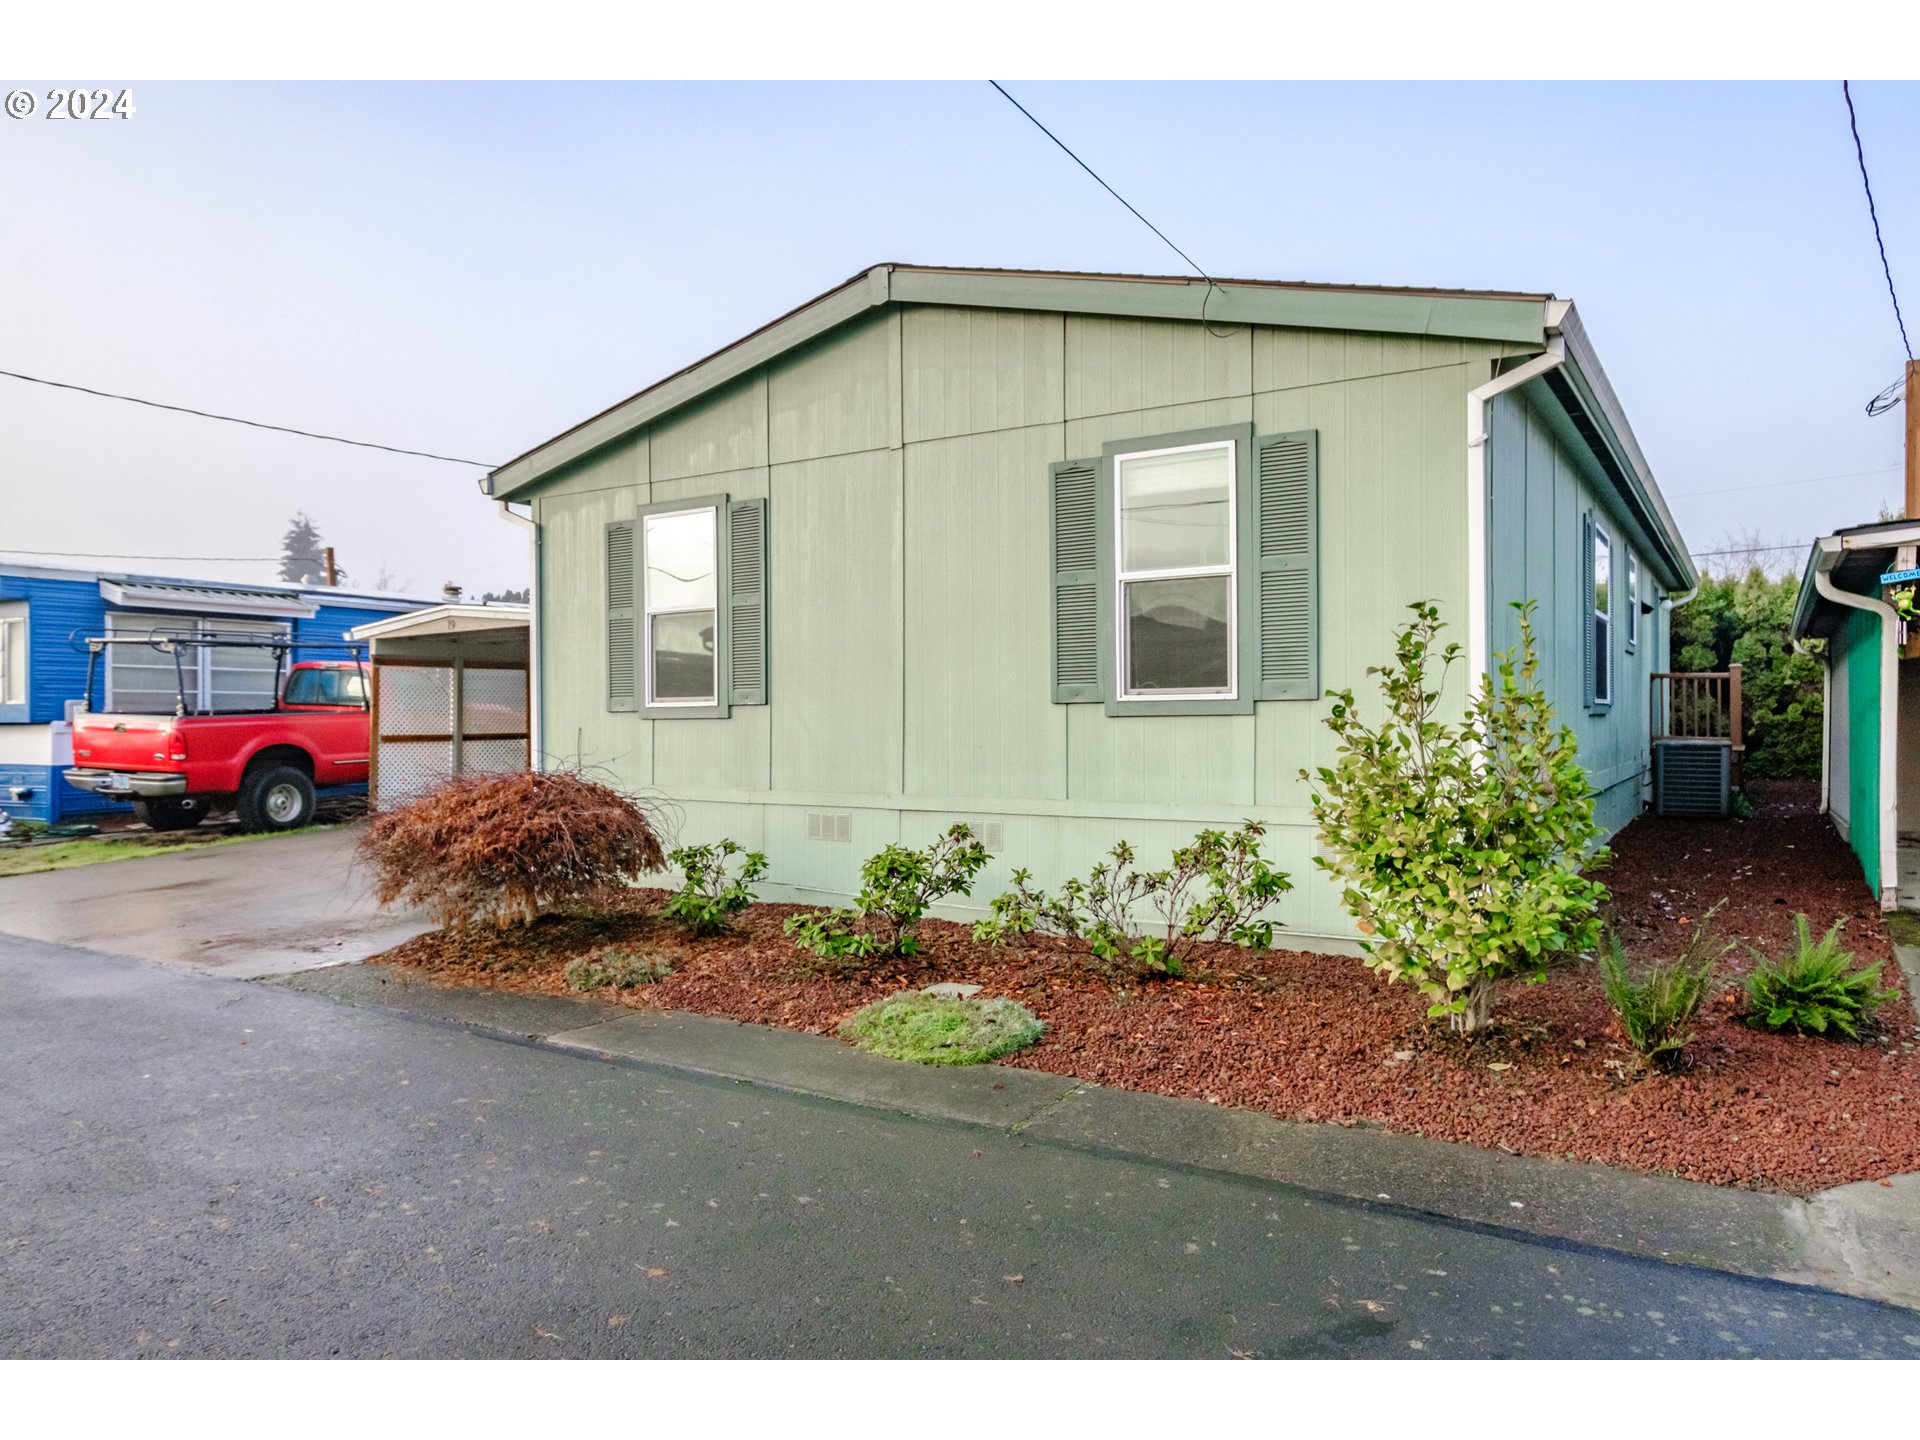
[[1486, 387, 1666, 837], [903, 425, 1067, 799], [527, 303, 1649, 948], [770, 448, 903, 796]]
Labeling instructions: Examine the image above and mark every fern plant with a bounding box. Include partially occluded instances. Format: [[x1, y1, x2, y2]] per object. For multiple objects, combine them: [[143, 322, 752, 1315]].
[[1745, 915, 1895, 1039], [1597, 931, 1717, 1071]]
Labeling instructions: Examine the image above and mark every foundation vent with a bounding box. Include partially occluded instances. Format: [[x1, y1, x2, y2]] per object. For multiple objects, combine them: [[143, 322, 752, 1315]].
[[805, 811, 853, 843]]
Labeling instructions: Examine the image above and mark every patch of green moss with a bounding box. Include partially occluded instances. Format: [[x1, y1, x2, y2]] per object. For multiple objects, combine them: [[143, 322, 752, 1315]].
[[1883, 910, 1920, 948], [564, 950, 671, 992], [838, 992, 1043, 1066]]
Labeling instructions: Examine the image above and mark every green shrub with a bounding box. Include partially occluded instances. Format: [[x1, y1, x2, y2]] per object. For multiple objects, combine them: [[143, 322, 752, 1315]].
[[1598, 914, 1723, 1071], [785, 824, 990, 966], [838, 992, 1042, 1065], [1304, 600, 1608, 1034], [662, 839, 767, 937], [1744, 915, 1894, 1039], [971, 821, 1291, 980], [564, 951, 672, 992]]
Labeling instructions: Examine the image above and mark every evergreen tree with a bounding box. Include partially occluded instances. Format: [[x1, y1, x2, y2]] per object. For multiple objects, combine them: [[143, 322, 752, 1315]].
[[279, 513, 345, 585], [1670, 566, 1822, 778]]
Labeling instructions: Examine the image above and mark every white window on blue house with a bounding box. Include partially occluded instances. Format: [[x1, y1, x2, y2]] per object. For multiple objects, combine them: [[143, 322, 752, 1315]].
[[105, 613, 288, 714], [642, 506, 719, 708], [1114, 439, 1237, 700], [0, 610, 25, 706]]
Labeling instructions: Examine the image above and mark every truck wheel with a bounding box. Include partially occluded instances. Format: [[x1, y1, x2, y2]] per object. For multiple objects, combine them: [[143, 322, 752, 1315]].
[[134, 797, 208, 832], [238, 765, 316, 833]]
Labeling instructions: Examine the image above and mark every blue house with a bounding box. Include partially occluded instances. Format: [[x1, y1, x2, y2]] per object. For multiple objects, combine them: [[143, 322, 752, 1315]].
[[0, 561, 435, 824]]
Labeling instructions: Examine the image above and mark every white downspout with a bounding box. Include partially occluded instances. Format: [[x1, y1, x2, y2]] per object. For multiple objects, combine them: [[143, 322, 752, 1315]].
[[496, 501, 541, 770], [1465, 330, 1567, 689], [1814, 558, 1898, 909]]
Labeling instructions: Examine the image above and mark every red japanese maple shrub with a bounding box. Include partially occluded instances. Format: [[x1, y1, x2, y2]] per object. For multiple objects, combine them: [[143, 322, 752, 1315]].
[[360, 769, 667, 929]]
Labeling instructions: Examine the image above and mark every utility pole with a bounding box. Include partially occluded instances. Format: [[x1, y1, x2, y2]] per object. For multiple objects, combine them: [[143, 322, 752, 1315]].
[[1906, 360, 1919, 657], [323, 546, 337, 587]]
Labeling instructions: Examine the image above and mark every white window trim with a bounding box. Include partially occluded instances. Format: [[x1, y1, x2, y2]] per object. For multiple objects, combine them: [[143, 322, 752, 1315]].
[[1593, 523, 1614, 707], [0, 614, 24, 706], [641, 504, 720, 710], [1625, 553, 1640, 648], [1112, 438, 1239, 703]]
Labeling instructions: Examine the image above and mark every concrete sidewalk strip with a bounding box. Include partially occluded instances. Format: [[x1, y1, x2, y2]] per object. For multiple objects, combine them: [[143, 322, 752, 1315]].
[[1016, 1082, 1808, 1275], [268, 962, 1919, 1310]]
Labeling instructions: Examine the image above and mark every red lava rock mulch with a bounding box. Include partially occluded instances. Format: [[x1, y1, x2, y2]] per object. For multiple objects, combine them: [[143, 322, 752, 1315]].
[[372, 779, 1920, 1195]]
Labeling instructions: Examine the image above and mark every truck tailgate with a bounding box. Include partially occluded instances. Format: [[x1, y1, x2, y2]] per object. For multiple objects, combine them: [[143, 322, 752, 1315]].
[[71, 715, 183, 772]]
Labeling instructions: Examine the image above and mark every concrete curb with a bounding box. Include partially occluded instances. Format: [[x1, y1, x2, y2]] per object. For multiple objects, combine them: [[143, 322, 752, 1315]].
[[265, 962, 1920, 1312]]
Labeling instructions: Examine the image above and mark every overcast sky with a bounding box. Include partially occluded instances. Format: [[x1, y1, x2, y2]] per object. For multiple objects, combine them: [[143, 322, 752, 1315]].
[[2, 80, 1915, 593]]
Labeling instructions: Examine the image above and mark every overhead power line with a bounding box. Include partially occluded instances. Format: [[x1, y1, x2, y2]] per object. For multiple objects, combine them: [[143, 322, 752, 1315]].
[[1, 548, 279, 562], [1669, 462, 1902, 500], [986, 81, 1235, 336], [1843, 81, 1912, 363], [0, 368, 497, 467], [1690, 542, 1808, 558]]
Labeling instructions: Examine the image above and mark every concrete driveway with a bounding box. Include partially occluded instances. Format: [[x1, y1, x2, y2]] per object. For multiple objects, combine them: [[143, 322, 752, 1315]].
[[0, 825, 427, 978]]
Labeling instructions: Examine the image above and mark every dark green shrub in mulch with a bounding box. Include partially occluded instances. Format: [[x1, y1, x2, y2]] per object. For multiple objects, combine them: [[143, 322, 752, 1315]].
[[1744, 915, 1895, 1040], [564, 950, 672, 992], [838, 992, 1042, 1066]]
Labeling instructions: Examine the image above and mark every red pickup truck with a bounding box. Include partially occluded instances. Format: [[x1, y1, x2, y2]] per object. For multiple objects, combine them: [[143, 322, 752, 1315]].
[[65, 659, 372, 832]]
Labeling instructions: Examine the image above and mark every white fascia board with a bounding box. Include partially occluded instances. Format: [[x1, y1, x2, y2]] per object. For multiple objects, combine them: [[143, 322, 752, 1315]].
[[98, 580, 318, 619], [346, 604, 530, 641]]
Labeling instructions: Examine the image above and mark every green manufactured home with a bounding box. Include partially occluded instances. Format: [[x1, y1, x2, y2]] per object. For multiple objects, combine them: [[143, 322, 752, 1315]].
[[483, 265, 1695, 950]]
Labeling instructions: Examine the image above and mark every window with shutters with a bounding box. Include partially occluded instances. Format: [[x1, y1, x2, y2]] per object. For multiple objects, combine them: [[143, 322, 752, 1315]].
[[1114, 440, 1236, 700], [1050, 424, 1317, 716], [608, 494, 769, 719], [644, 506, 719, 707]]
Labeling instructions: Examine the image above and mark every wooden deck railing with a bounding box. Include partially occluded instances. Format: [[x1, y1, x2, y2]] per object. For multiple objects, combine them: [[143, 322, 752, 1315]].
[[1650, 664, 1744, 782]]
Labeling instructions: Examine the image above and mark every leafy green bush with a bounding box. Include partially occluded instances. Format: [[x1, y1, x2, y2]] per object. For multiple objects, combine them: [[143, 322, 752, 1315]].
[[662, 839, 767, 937], [1744, 915, 1894, 1039], [564, 950, 672, 991], [1598, 911, 1725, 1071], [838, 992, 1043, 1065], [1305, 601, 1609, 1034], [1670, 563, 1823, 779], [784, 824, 990, 966], [971, 821, 1292, 980]]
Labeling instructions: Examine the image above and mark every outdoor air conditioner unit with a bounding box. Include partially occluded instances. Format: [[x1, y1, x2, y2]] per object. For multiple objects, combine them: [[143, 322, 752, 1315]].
[[1653, 739, 1731, 819]]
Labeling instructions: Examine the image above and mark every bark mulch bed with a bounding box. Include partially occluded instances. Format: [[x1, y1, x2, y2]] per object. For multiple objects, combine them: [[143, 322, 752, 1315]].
[[371, 780, 1920, 1195]]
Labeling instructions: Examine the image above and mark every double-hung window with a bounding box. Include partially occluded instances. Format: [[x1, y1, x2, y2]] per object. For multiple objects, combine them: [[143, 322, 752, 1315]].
[[605, 493, 769, 718], [0, 608, 25, 709], [1591, 523, 1613, 708], [1114, 439, 1236, 700], [643, 507, 719, 708], [1624, 553, 1640, 652]]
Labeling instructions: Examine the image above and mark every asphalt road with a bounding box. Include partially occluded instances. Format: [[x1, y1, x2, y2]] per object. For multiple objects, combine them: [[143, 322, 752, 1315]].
[[2, 931, 1916, 1359]]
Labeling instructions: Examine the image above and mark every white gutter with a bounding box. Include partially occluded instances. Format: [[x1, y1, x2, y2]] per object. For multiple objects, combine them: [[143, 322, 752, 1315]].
[[1813, 545, 1898, 909], [1465, 320, 1567, 689], [496, 502, 541, 769]]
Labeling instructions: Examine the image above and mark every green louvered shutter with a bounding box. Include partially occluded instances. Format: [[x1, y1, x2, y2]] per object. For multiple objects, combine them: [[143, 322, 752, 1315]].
[[1050, 458, 1102, 703], [1251, 431, 1318, 699], [1581, 513, 1596, 709], [606, 519, 637, 712], [726, 497, 768, 706]]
